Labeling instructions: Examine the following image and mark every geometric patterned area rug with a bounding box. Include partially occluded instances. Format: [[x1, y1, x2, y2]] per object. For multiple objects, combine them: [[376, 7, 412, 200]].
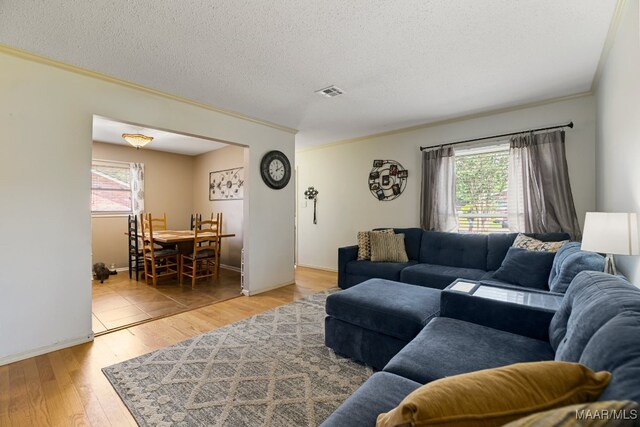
[[103, 289, 373, 427]]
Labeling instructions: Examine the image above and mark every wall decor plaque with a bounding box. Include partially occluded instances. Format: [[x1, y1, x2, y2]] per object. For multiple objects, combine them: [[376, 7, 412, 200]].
[[209, 167, 244, 200]]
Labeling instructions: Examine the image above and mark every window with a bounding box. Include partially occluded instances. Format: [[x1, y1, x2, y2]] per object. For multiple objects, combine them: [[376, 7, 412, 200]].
[[455, 144, 509, 234], [91, 160, 132, 214]]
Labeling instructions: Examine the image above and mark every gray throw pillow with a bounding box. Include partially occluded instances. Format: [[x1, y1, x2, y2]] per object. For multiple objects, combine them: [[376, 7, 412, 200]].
[[370, 233, 409, 263]]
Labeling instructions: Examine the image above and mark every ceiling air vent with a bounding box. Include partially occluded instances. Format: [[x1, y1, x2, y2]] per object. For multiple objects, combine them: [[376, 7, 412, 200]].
[[315, 85, 344, 98]]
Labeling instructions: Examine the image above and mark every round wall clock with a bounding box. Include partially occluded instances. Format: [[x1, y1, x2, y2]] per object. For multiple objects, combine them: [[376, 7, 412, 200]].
[[368, 160, 408, 201], [260, 150, 292, 189]]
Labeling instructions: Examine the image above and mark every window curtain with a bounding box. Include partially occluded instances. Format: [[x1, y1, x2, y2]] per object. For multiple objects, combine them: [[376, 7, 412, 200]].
[[130, 162, 145, 215], [420, 147, 458, 232], [507, 130, 581, 239]]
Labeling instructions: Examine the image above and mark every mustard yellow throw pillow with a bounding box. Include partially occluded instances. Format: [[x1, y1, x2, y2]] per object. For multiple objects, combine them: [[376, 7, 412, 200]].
[[376, 362, 611, 427]]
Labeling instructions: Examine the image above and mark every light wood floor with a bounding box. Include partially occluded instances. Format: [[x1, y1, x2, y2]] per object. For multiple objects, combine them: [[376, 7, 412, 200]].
[[0, 267, 337, 427]]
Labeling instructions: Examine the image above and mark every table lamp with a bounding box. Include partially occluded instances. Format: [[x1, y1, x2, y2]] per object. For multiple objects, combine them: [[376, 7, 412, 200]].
[[581, 212, 639, 275]]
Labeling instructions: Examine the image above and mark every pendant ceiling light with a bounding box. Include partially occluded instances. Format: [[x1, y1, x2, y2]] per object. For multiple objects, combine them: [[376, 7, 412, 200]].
[[122, 133, 153, 149]]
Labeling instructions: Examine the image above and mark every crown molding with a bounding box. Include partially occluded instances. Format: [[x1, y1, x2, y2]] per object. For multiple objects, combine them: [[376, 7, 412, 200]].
[[0, 44, 298, 135], [591, 0, 628, 93], [297, 91, 593, 154]]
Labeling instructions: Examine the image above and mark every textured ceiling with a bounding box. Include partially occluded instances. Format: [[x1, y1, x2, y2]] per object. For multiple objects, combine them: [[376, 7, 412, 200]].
[[0, 1, 617, 148], [93, 116, 228, 156]]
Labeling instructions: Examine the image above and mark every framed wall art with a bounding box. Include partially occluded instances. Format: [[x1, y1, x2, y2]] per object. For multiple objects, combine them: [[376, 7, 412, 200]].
[[368, 160, 408, 201], [209, 167, 244, 200]]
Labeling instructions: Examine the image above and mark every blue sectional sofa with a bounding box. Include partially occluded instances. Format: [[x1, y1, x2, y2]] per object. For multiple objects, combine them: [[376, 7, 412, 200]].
[[330, 230, 605, 371], [338, 229, 571, 290], [321, 272, 640, 426]]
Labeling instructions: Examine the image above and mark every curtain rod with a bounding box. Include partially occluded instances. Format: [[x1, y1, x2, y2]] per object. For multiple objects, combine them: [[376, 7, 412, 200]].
[[419, 121, 573, 151]]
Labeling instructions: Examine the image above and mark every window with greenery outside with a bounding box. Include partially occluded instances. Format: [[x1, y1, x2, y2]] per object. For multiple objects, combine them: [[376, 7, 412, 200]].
[[455, 145, 509, 233]]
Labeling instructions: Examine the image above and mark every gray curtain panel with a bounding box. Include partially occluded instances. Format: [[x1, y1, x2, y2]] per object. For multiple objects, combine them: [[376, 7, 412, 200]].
[[507, 130, 581, 239], [420, 147, 458, 232]]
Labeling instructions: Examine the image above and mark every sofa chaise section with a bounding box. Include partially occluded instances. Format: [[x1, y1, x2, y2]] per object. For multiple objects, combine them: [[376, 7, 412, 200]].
[[325, 279, 441, 370]]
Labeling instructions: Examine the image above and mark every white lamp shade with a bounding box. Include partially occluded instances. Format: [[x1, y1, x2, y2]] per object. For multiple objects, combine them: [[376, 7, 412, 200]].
[[581, 212, 639, 255]]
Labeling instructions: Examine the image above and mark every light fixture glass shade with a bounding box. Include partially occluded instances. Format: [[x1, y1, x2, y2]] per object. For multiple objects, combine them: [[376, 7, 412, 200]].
[[581, 212, 639, 255], [122, 133, 153, 149]]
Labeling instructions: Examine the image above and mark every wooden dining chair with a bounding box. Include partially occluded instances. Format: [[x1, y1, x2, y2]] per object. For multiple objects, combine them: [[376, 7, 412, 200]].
[[181, 216, 218, 288], [141, 213, 179, 287], [180, 216, 220, 288], [211, 212, 223, 277], [149, 212, 168, 230], [190, 213, 202, 230], [127, 214, 144, 280], [146, 212, 177, 250]]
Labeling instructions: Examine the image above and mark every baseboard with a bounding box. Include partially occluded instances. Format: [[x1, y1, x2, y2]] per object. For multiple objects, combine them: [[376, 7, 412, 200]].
[[0, 333, 94, 366], [242, 280, 295, 296], [220, 264, 241, 272], [296, 263, 338, 273]]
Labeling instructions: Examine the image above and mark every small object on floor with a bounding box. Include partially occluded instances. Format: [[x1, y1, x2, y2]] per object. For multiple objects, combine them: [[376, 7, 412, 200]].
[[93, 262, 111, 283]]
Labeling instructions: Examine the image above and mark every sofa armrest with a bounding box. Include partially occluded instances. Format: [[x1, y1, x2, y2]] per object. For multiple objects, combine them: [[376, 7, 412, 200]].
[[440, 290, 554, 342], [338, 245, 359, 289]]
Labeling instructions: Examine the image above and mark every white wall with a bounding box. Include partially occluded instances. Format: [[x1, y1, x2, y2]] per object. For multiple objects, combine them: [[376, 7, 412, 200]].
[[595, 0, 640, 285], [193, 145, 245, 268], [297, 95, 597, 271], [0, 50, 295, 364]]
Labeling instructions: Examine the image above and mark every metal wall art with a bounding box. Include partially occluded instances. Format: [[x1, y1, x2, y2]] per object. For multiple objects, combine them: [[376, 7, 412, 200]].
[[209, 167, 244, 200], [369, 160, 408, 201], [304, 186, 319, 224]]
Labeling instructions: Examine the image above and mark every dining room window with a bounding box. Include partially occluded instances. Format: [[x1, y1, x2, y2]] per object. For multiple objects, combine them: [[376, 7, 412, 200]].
[[91, 160, 133, 214]]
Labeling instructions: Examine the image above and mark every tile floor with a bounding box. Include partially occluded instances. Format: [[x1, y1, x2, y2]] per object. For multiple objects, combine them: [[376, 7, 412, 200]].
[[92, 268, 241, 334]]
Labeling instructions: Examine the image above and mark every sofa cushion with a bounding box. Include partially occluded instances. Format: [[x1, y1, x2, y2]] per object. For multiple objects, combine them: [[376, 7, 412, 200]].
[[579, 312, 640, 402], [486, 232, 570, 271], [325, 279, 441, 342], [548, 242, 604, 293], [549, 271, 640, 363], [345, 260, 417, 283], [400, 263, 487, 289], [318, 372, 421, 427], [392, 227, 423, 261], [419, 231, 488, 270], [492, 247, 556, 290], [377, 361, 610, 427], [384, 317, 555, 384], [370, 233, 408, 263]]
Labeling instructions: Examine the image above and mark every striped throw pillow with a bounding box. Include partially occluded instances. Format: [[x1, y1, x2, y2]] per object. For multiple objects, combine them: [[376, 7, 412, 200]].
[[370, 233, 408, 263]]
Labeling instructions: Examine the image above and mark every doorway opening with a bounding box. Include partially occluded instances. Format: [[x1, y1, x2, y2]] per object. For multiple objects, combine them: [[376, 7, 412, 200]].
[[90, 115, 248, 334]]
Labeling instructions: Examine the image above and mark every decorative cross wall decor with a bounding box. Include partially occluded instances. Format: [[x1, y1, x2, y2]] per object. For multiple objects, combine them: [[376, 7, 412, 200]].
[[304, 186, 319, 224]]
